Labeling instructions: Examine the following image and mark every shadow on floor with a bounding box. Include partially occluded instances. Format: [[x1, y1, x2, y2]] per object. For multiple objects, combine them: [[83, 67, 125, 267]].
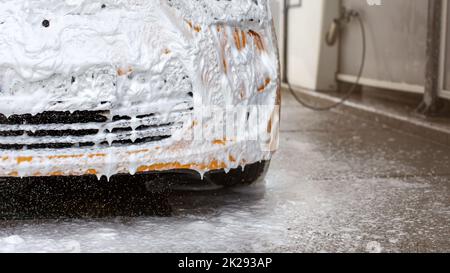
[[0, 174, 266, 220], [0, 174, 177, 220]]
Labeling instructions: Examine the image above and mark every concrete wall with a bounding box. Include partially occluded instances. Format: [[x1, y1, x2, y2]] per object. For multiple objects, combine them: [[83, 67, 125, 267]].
[[339, 0, 428, 88], [271, 0, 340, 90], [273, 0, 450, 98]]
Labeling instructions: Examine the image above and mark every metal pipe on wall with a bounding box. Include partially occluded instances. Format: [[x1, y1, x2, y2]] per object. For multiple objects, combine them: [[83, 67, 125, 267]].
[[282, 0, 289, 83], [281, 0, 303, 84], [418, 0, 444, 115]]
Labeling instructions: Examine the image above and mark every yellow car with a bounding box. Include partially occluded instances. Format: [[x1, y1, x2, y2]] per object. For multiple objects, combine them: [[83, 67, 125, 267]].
[[0, 0, 280, 187]]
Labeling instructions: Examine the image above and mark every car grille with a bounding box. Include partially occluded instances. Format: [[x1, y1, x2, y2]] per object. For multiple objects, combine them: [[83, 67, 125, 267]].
[[0, 106, 192, 150]]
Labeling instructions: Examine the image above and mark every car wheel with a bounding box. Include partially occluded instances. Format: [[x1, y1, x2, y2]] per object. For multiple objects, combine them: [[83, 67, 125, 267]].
[[205, 160, 271, 188]]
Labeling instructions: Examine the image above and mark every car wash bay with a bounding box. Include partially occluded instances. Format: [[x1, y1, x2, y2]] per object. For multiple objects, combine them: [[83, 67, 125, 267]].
[[0, 0, 450, 252], [0, 89, 448, 253]]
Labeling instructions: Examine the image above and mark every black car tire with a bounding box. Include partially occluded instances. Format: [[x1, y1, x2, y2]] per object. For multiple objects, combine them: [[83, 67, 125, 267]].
[[205, 160, 271, 188]]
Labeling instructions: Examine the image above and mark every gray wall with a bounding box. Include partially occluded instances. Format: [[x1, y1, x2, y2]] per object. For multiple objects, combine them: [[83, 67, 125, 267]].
[[340, 0, 428, 87], [445, 1, 450, 91]]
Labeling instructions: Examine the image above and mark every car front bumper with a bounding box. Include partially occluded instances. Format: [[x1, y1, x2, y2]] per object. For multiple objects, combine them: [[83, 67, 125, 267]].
[[0, 0, 280, 178], [0, 137, 274, 178]]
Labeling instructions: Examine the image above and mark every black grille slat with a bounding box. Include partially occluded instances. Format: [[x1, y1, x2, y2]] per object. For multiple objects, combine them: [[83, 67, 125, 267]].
[[27, 143, 75, 150], [0, 107, 191, 150], [0, 111, 108, 125], [135, 123, 173, 131], [27, 129, 99, 137], [112, 115, 132, 121], [99, 135, 171, 146], [106, 127, 133, 134], [0, 144, 24, 150], [0, 131, 24, 137]]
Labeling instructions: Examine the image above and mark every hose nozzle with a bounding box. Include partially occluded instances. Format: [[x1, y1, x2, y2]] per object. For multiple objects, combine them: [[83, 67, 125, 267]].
[[325, 8, 360, 46]]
